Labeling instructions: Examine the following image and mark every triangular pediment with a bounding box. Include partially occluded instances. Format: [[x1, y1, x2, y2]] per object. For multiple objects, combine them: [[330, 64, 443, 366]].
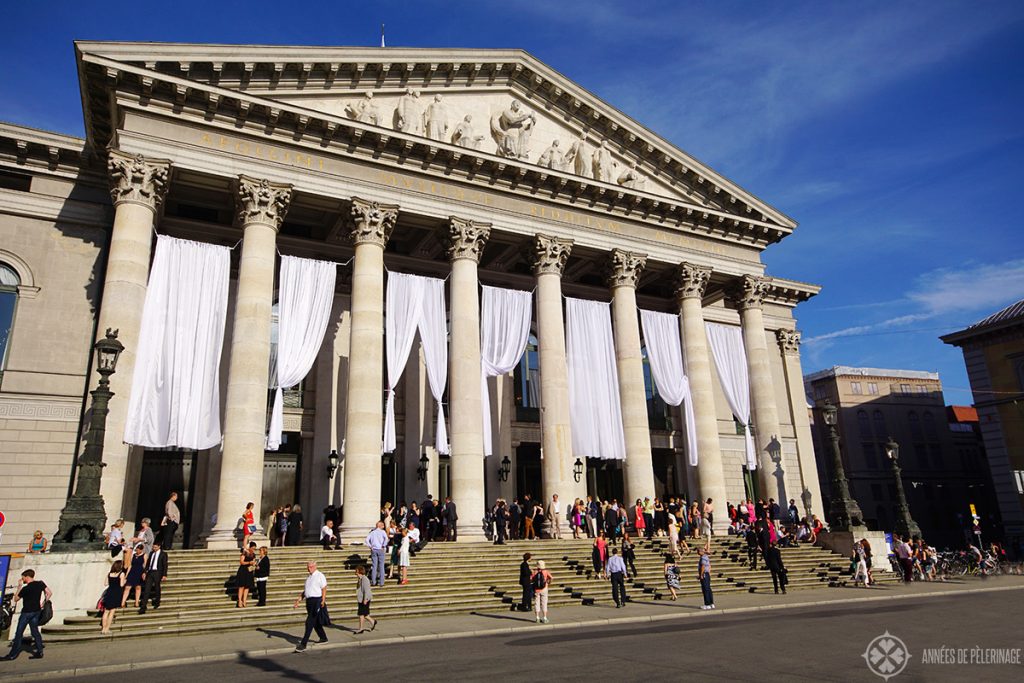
[[75, 43, 795, 230]]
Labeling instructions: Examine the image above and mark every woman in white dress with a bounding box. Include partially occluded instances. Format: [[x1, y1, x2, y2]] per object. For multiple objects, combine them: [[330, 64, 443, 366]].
[[398, 529, 411, 585]]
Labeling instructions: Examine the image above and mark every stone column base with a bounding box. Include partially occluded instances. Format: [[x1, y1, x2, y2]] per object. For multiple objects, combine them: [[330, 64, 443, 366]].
[[816, 529, 891, 571], [202, 527, 267, 550]]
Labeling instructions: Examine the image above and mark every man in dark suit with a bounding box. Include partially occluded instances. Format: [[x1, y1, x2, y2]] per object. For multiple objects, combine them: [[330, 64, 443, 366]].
[[518, 552, 533, 611], [139, 540, 169, 614], [764, 540, 787, 594], [508, 499, 521, 541], [494, 501, 507, 544], [444, 496, 458, 541], [421, 496, 437, 542]]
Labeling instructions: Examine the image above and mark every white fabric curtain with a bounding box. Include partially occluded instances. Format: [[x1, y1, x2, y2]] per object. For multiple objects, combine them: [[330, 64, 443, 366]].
[[266, 255, 336, 450], [639, 309, 699, 466], [383, 271, 449, 455], [124, 235, 230, 450], [479, 285, 533, 456], [566, 297, 626, 460], [706, 321, 756, 469], [418, 276, 449, 455]]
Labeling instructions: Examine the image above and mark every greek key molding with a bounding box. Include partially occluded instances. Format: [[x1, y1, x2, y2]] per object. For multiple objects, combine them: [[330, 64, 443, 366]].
[[776, 329, 801, 355], [0, 396, 81, 422], [443, 216, 491, 263], [531, 233, 573, 276], [348, 197, 399, 247], [107, 150, 170, 211], [674, 262, 712, 301], [234, 175, 293, 229], [606, 249, 647, 289]]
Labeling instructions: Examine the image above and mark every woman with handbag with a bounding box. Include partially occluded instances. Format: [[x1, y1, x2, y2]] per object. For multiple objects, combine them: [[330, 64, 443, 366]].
[[100, 560, 127, 635], [241, 502, 257, 548], [121, 544, 145, 608], [236, 542, 257, 608]]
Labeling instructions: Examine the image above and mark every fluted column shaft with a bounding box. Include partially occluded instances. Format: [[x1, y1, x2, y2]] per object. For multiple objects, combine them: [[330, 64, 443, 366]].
[[339, 198, 398, 538], [96, 151, 170, 521], [444, 217, 490, 539], [533, 235, 573, 507], [735, 275, 783, 501], [608, 250, 655, 509], [207, 176, 291, 548], [675, 263, 727, 531]]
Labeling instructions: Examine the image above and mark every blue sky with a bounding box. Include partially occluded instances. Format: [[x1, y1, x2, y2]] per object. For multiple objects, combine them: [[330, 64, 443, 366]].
[[3, 1, 1022, 402]]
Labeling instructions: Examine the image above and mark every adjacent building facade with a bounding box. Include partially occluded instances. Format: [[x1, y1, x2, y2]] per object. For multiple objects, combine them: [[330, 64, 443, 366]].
[[805, 366, 999, 547], [942, 299, 1024, 542], [0, 42, 824, 550]]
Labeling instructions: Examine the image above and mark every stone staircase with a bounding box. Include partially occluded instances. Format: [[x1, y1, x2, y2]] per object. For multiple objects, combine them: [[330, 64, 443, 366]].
[[39, 536, 896, 641]]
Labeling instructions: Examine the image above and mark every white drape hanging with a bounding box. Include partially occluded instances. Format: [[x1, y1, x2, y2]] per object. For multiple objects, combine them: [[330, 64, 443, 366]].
[[479, 285, 533, 456], [124, 235, 230, 450], [639, 309, 699, 467], [266, 255, 336, 450], [705, 321, 756, 469], [566, 297, 626, 460], [383, 271, 449, 455]]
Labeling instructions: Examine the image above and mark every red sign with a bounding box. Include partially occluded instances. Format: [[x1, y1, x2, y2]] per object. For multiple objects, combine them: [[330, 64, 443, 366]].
[[0, 511, 5, 528]]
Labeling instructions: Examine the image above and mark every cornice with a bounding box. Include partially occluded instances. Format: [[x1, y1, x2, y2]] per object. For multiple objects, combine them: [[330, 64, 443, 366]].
[[75, 46, 796, 236], [0, 122, 101, 180], [0, 187, 112, 228]]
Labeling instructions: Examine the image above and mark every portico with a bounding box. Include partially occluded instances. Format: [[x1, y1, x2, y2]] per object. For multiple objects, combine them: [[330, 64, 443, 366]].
[[0, 43, 824, 551]]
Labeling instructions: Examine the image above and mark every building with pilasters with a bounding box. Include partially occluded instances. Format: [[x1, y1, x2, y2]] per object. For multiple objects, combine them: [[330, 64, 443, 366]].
[[0, 43, 823, 549]]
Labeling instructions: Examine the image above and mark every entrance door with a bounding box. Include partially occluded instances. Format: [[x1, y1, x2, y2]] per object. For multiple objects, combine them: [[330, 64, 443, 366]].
[[136, 449, 196, 548], [587, 458, 624, 503], [515, 443, 541, 501], [262, 432, 301, 524]]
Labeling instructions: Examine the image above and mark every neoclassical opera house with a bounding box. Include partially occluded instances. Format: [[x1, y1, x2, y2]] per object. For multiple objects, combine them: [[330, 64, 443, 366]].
[[0, 42, 822, 549]]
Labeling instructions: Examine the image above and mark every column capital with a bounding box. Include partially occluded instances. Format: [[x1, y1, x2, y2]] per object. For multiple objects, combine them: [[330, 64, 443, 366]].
[[107, 150, 170, 211], [348, 197, 399, 247], [731, 274, 771, 310], [234, 175, 293, 230], [605, 249, 647, 289], [776, 328, 801, 355], [674, 262, 712, 301], [531, 233, 573, 276], [443, 216, 491, 263]]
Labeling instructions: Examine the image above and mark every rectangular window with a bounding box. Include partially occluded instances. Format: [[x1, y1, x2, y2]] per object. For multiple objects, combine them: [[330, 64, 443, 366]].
[[862, 443, 878, 470], [915, 444, 929, 469], [1014, 471, 1024, 495], [871, 484, 883, 501], [851, 382, 862, 395], [900, 383, 911, 395], [867, 382, 879, 395]]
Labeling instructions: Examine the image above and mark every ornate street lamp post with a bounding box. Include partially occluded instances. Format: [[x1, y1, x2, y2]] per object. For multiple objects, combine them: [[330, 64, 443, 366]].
[[819, 399, 865, 532], [884, 436, 921, 539], [573, 457, 584, 484], [54, 329, 124, 550], [417, 451, 429, 482], [326, 449, 340, 479], [497, 455, 511, 483]]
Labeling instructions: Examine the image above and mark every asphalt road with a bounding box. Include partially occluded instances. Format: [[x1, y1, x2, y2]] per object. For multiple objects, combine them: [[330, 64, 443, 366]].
[[69, 591, 1022, 682]]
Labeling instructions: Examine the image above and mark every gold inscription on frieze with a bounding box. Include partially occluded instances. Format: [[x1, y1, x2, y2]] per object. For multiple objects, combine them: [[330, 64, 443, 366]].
[[199, 133, 324, 171]]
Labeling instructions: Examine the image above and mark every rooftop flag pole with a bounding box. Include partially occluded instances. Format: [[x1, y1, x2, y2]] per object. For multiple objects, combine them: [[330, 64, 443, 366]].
[[381, 23, 386, 48]]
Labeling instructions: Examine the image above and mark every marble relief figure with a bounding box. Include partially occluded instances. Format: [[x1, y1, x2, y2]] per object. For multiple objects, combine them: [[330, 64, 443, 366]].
[[592, 139, 613, 182], [394, 88, 422, 134], [491, 99, 536, 159], [424, 94, 449, 141], [345, 92, 382, 126], [565, 133, 589, 177], [451, 115, 485, 149], [537, 140, 565, 170], [617, 161, 644, 189]]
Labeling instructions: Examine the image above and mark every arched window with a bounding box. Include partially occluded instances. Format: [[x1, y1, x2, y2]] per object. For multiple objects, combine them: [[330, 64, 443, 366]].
[[0, 262, 20, 379], [513, 334, 540, 417], [872, 410, 887, 440], [857, 410, 871, 439], [922, 411, 938, 440]]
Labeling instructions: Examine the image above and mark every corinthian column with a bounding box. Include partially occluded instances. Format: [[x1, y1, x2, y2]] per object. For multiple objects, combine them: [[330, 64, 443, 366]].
[[532, 234, 574, 508], [207, 177, 291, 548], [443, 216, 491, 539], [776, 329, 824, 520], [675, 263, 727, 531], [608, 249, 655, 508], [97, 151, 170, 521], [733, 275, 783, 501], [339, 198, 399, 539]]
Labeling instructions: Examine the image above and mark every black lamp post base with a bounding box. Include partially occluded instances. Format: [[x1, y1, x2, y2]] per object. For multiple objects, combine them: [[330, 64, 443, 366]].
[[52, 494, 107, 552]]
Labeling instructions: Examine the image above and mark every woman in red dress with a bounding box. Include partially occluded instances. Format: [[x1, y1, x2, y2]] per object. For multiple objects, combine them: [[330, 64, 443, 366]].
[[242, 501, 256, 548], [633, 499, 646, 538]]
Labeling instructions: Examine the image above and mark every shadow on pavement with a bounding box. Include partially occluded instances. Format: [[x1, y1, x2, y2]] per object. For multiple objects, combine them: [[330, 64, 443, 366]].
[[469, 611, 536, 623], [236, 651, 324, 683]]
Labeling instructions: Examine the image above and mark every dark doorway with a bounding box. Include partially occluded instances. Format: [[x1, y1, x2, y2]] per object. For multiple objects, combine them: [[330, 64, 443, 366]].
[[587, 458, 624, 503], [262, 432, 301, 518], [381, 454, 398, 509], [516, 443, 541, 501], [136, 449, 196, 549], [652, 449, 677, 500]]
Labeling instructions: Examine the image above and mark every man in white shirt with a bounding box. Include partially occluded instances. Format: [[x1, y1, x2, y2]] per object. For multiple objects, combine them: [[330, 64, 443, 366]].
[[365, 521, 389, 587], [893, 534, 913, 583], [293, 561, 328, 652], [320, 520, 341, 550], [547, 494, 562, 539], [408, 523, 421, 547]]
